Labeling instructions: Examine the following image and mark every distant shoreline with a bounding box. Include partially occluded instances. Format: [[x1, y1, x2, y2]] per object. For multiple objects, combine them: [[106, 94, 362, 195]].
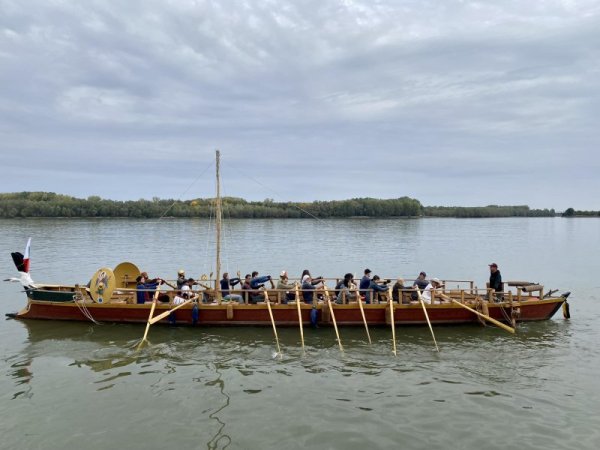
[[0, 191, 596, 219]]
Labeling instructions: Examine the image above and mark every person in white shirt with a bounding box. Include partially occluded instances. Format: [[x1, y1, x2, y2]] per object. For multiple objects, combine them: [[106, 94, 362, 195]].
[[420, 278, 443, 304], [173, 284, 197, 305]]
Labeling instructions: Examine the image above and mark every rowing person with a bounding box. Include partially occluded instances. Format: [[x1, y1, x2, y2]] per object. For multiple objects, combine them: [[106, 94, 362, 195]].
[[300, 270, 324, 303], [249, 271, 271, 304], [411, 271, 428, 300], [420, 277, 443, 304], [392, 278, 406, 304], [173, 284, 198, 305], [365, 275, 390, 304], [277, 271, 297, 303], [336, 273, 357, 304], [359, 268, 372, 299], [220, 272, 243, 302], [135, 273, 164, 304]]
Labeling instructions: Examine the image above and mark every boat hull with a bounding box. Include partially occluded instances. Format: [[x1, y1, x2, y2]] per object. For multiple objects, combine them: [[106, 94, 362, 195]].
[[14, 297, 566, 327]]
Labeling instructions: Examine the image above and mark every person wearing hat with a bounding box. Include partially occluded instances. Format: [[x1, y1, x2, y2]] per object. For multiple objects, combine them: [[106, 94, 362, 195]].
[[420, 277, 443, 304], [176, 269, 187, 289], [277, 270, 297, 303], [489, 263, 503, 301]]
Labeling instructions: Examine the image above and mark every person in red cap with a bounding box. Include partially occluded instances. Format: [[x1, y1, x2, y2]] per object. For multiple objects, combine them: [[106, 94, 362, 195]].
[[489, 263, 503, 301]]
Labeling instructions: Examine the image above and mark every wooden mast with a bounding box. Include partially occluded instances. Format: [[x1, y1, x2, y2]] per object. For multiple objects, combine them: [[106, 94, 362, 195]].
[[215, 149, 222, 300]]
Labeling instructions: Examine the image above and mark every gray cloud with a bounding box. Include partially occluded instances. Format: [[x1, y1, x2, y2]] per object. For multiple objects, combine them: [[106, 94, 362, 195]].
[[1, 0, 599, 209]]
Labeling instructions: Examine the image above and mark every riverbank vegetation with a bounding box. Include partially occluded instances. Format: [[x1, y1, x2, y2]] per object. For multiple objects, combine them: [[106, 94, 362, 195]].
[[0, 192, 567, 218]]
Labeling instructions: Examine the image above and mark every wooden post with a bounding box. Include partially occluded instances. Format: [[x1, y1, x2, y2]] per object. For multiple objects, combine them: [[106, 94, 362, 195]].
[[215, 150, 222, 303]]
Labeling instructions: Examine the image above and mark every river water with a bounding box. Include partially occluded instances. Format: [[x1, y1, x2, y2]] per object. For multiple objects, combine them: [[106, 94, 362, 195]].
[[1, 218, 599, 450]]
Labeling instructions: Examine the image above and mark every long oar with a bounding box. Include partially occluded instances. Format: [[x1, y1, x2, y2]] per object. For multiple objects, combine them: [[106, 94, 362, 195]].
[[324, 286, 343, 352], [416, 289, 440, 352], [354, 285, 371, 344], [265, 280, 282, 356], [265, 298, 282, 356], [388, 286, 397, 356], [138, 287, 162, 347], [440, 293, 515, 334], [149, 299, 192, 324], [294, 284, 305, 353]]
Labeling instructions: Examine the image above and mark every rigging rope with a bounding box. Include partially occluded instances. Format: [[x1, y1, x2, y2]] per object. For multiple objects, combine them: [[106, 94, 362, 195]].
[[228, 164, 332, 226], [157, 160, 215, 220], [73, 291, 102, 325]]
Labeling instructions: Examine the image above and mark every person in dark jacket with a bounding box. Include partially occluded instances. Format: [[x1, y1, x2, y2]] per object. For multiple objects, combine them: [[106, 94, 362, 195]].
[[392, 278, 406, 303], [250, 271, 271, 289], [249, 271, 270, 303], [220, 272, 243, 302], [135, 274, 162, 304], [365, 275, 390, 304], [300, 270, 324, 303], [359, 269, 372, 290], [489, 263, 503, 302], [411, 271, 428, 300]]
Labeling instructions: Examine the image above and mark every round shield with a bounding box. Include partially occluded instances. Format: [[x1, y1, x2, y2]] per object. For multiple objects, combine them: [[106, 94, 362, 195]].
[[113, 262, 141, 288], [90, 267, 116, 303]]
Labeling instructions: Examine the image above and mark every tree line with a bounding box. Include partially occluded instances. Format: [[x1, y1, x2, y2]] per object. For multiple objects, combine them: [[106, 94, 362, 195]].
[[562, 207, 600, 217], [0, 192, 565, 219]]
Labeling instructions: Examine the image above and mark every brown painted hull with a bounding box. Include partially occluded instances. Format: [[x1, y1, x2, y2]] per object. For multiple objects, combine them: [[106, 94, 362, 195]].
[[15, 297, 566, 327]]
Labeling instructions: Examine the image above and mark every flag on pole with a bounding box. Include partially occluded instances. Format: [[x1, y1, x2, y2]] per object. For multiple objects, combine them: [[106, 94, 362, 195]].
[[23, 237, 31, 273], [10, 237, 31, 273]]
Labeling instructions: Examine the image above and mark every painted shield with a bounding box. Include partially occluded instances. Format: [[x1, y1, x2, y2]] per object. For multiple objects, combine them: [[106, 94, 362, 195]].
[[90, 267, 116, 303]]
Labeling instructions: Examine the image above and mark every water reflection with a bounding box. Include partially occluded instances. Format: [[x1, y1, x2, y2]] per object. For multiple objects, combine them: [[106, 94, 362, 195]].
[[8, 356, 33, 399], [204, 363, 232, 450]]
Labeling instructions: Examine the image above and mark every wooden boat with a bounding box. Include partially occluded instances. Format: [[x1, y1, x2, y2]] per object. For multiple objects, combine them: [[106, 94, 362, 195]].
[[11, 283, 568, 327], [5, 151, 570, 332]]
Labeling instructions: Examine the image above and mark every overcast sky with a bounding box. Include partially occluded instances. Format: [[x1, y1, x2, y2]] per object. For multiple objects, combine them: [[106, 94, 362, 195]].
[[1, 0, 599, 210]]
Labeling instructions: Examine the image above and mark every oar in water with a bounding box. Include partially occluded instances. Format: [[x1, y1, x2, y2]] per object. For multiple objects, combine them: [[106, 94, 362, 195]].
[[138, 287, 162, 348], [266, 278, 282, 356], [388, 285, 397, 356], [323, 285, 343, 352], [353, 284, 371, 344], [294, 284, 305, 353], [415, 289, 440, 352], [440, 293, 515, 334]]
